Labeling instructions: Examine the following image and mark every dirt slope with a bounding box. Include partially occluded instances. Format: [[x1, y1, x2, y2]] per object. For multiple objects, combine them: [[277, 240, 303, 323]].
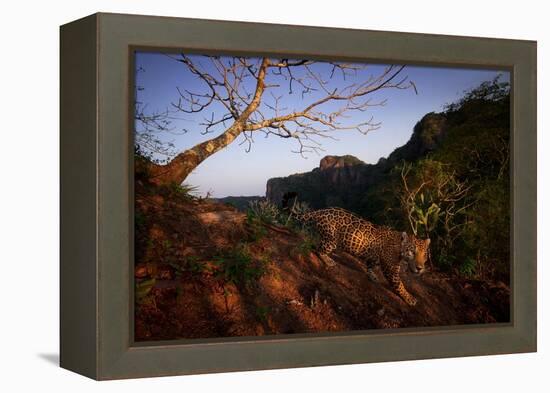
[[134, 184, 509, 341]]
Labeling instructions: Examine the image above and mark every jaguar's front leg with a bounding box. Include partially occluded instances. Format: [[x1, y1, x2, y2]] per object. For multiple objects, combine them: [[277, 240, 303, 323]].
[[318, 235, 337, 267], [382, 262, 417, 306], [365, 258, 379, 282]]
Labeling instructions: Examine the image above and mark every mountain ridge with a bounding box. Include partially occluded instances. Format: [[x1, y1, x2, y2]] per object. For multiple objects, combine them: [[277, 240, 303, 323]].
[[265, 112, 447, 211]]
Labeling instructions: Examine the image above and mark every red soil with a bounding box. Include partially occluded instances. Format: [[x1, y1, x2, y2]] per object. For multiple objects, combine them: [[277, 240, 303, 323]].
[[134, 183, 510, 341]]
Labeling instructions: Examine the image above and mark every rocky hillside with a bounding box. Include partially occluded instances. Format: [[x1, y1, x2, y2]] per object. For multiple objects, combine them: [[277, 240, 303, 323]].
[[134, 179, 509, 341], [266, 113, 447, 210]]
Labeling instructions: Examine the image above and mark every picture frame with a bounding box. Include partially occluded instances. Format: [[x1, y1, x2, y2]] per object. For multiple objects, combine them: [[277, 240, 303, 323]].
[[60, 12, 537, 380]]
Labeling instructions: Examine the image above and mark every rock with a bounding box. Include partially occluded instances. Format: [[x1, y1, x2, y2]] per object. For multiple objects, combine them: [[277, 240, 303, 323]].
[[135, 264, 149, 278], [265, 113, 447, 211], [319, 155, 364, 170]]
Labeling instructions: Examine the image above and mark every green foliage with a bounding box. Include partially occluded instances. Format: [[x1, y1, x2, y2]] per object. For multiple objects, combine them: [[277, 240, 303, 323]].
[[245, 212, 269, 241], [459, 257, 477, 277], [247, 199, 281, 225], [358, 77, 510, 280], [398, 161, 445, 238], [255, 305, 271, 322], [444, 75, 510, 112], [279, 199, 310, 230], [398, 159, 474, 251], [246, 199, 314, 242], [433, 251, 455, 272], [155, 238, 179, 266], [165, 182, 199, 200], [213, 244, 267, 287], [246, 199, 288, 240], [135, 278, 156, 303], [169, 255, 208, 276], [295, 235, 317, 257], [275, 200, 323, 257], [135, 211, 146, 231], [415, 201, 441, 233], [287, 218, 320, 258]]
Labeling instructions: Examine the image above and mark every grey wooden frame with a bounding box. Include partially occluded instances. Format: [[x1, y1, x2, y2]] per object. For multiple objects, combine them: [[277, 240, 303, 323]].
[[60, 12, 537, 380]]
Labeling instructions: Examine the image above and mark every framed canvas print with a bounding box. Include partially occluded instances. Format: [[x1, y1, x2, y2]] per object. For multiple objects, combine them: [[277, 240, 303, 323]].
[[60, 13, 537, 380]]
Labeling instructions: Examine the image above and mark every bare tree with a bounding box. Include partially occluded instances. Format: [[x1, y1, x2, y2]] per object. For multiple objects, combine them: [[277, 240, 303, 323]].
[[136, 55, 415, 185]]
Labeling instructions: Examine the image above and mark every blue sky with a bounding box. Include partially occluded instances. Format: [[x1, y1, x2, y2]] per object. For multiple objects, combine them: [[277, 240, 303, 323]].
[[135, 52, 509, 198]]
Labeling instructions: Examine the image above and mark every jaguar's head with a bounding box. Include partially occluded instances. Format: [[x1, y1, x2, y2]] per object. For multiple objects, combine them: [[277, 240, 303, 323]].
[[400, 233, 430, 274]]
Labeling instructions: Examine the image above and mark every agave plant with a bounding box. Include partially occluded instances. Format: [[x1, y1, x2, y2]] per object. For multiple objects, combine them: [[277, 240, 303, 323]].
[[411, 193, 441, 237], [247, 199, 281, 224], [291, 200, 311, 216]]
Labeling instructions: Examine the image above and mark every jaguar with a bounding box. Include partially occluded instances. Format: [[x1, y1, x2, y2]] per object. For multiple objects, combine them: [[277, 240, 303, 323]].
[[294, 207, 430, 306]]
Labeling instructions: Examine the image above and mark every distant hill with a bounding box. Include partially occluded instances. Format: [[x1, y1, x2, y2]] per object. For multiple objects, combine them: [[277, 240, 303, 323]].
[[214, 195, 264, 211]]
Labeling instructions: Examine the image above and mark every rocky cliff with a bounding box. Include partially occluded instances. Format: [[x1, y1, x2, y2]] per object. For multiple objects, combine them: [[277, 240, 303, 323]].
[[266, 113, 447, 211]]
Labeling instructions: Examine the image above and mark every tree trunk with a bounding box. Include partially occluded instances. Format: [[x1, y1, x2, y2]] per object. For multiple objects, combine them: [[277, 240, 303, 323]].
[[144, 58, 269, 186], [146, 123, 243, 186]]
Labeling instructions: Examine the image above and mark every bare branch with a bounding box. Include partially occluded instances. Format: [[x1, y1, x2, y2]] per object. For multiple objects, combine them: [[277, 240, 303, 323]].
[[135, 54, 415, 184]]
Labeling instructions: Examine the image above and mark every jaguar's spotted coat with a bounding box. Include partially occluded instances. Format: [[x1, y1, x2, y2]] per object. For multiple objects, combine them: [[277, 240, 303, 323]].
[[295, 207, 430, 306]]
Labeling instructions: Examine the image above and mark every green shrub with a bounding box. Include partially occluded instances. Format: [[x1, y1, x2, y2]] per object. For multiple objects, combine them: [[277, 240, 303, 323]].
[[459, 257, 477, 278], [135, 211, 146, 230], [213, 244, 267, 287], [247, 200, 281, 224], [169, 255, 208, 276], [165, 182, 199, 199], [255, 305, 271, 322], [245, 212, 269, 241], [358, 78, 510, 281], [295, 235, 318, 257], [135, 278, 156, 304]]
